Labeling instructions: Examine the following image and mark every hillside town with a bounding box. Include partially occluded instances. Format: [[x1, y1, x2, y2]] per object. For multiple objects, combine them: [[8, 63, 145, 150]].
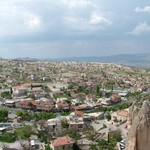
[[0, 59, 150, 150]]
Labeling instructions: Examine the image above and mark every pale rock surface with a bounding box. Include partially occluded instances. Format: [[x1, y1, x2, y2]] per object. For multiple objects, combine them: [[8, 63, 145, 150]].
[[126, 101, 150, 150]]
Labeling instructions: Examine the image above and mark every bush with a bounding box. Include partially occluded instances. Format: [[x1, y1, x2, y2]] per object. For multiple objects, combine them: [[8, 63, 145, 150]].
[[0, 135, 16, 143], [60, 112, 70, 116], [15, 125, 32, 139]]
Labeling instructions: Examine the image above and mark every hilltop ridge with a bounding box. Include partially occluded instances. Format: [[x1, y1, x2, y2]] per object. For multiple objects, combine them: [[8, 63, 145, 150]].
[[1, 53, 150, 67]]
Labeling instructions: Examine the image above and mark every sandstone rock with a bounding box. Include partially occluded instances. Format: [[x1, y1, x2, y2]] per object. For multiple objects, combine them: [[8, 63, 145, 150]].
[[126, 101, 150, 150], [127, 101, 139, 126]]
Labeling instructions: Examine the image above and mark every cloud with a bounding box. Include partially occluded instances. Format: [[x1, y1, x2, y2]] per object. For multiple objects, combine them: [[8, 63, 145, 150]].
[[135, 6, 150, 13], [0, 1, 42, 36], [0, 0, 112, 37], [63, 9, 112, 32], [128, 22, 150, 35], [64, 15, 111, 32], [23, 12, 41, 29], [89, 11, 112, 25], [60, 0, 112, 32], [58, 0, 97, 9], [0, 0, 150, 59]]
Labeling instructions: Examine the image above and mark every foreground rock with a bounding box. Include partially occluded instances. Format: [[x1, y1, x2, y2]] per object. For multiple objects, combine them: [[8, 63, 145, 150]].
[[126, 101, 150, 150]]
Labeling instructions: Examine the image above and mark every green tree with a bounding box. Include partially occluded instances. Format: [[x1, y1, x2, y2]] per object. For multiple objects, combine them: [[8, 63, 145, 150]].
[[38, 130, 48, 143], [1, 91, 12, 99], [110, 130, 122, 142], [107, 130, 122, 150], [96, 85, 100, 95], [27, 102, 35, 111], [67, 129, 80, 140], [89, 144, 98, 150], [16, 110, 32, 121], [98, 139, 108, 149], [16, 111, 23, 117], [105, 112, 111, 121], [61, 119, 69, 128], [45, 144, 52, 150], [0, 109, 8, 122], [73, 143, 81, 150], [0, 130, 16, 143], [42, 86, 50, 92], [108, 135, 117, 150], [16, 125, 32, 139]]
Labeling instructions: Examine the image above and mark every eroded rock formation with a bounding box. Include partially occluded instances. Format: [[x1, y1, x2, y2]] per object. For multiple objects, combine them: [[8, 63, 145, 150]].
[[126, 101, 150, 150]]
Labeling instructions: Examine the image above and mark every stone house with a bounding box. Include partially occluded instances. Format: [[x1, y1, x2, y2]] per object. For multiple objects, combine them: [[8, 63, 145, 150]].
[[50, 136, 75, 150], [112, 109, 129, 123]]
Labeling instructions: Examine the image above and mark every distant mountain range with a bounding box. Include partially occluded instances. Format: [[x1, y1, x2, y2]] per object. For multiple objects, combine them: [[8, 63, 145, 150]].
[[9, 53, 150, 67], [45, 53, 150, 66], [13, 57, 39, 61]]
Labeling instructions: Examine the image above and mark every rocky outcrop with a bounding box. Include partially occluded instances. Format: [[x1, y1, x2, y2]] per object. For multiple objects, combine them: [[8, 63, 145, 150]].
[[126, 101, 150, 150], [127, 101, 139, 127]]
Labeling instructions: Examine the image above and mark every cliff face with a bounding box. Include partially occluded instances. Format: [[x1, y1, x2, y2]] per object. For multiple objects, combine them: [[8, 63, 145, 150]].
[[127, 101, 139, 127], [126, 101, 150, 150]]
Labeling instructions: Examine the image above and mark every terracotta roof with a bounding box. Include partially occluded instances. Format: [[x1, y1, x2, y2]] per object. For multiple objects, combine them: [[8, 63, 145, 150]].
[[13, 86, 28, 90], [36, 101, 51, 105], [19, 100, 37, 106], [52, 136, 74, 147], [75, 110, 84, 117], [117, 109, 128, 117], [31, 83, 42, 86], [111, 94, 121, 102], [57, 102, 69, 108], [21, 83, 32, 87]]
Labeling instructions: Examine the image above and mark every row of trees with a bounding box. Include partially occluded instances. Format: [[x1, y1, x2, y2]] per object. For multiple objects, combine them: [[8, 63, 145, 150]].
[[16, 111, 57, 121], [87, 102, 131, 113], [16, 110, 72, 122]]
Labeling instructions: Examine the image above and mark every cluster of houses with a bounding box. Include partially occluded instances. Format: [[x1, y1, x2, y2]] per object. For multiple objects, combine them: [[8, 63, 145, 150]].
[[3, 93, 122, 113], [35, 109, 104, 150], [1, 80, 125, 115], [37, 110, 104, 137], [34, 107, 129, 150], [0, 60, 149, 150]]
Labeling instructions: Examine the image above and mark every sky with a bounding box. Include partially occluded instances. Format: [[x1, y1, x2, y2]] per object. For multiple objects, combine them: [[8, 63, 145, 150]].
[[0, 0, 150, 59]]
